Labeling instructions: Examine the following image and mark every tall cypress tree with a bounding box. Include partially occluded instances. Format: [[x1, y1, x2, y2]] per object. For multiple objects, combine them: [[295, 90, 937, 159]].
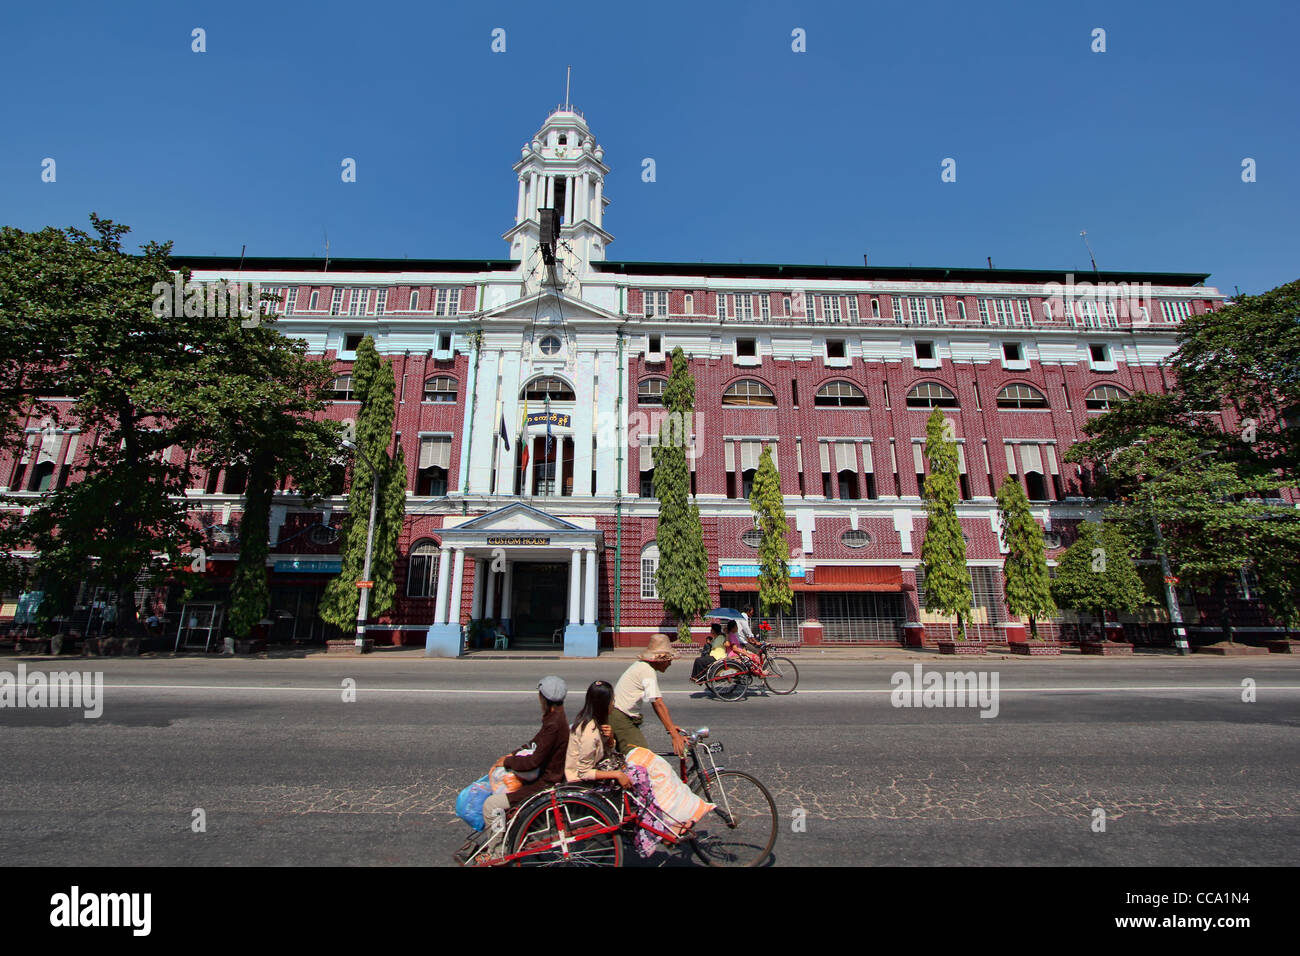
[[752, 446, 792, 617], [919, 408, 972, 639], [320, 336, 407, 633], [653, 346, 709, 640], [995, 474, 1057, 637]]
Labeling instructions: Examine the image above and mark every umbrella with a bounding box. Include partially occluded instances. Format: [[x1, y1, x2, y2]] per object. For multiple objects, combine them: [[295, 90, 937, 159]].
[[705, 608, 745, 621]]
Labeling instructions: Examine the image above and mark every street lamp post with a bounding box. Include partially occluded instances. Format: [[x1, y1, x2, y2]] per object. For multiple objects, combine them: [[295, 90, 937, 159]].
[[343, 439, 382, 649]]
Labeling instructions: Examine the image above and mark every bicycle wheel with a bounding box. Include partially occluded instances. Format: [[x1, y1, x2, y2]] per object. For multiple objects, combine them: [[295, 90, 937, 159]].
[[509, 792, 623, 867], [688, 770, 777, 867], [762, 657, 799, 695], [705, 660, 749, 702]]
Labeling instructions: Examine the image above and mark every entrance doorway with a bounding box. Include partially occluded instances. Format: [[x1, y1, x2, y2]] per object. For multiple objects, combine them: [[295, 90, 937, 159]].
[[509, 562, 569, 647]]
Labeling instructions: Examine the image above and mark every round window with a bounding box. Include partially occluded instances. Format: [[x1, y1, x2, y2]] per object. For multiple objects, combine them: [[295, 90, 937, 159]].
[[308, 524, 340, 546], [841, 530, 871, 549], [741, 529, 763, 549], [538, 335, 562, 356]]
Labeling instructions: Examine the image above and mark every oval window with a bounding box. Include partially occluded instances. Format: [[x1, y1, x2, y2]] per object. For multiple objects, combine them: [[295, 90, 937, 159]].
[[741, 529, 763, 548], [841, 530, 871, 549]]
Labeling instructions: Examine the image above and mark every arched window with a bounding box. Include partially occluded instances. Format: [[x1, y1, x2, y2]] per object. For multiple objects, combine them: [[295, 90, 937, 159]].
[[722, 379, 776, 407], [957, 300, 968, 321], [331, 374, 355, 401], [638, 378, 666, 406], [407, 540, 440, 598], [521, 376, 575, 401], [640, 543, 660, 600], [29, 461, 55, 493], [996, 384, 1049, 410], [422, 376, 458, 403], [815, 381, 867, 407], [1085, 385, 1129, 411], [906, 382, 959, 409]]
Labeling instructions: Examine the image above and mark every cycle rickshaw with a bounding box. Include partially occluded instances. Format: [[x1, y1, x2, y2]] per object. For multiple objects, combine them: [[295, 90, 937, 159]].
[[457, 728, 777, 867]]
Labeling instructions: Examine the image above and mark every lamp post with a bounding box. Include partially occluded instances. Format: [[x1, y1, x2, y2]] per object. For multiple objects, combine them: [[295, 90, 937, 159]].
[[342, 439, 382, 649]]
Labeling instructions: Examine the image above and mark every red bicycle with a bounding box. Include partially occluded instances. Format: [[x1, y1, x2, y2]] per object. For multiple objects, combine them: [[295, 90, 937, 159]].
[[457, 728, 777, 867], [698, 641, 799, 701]]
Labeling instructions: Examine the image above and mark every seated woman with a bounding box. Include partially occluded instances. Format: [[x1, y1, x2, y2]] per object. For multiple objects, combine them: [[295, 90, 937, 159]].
[[474, 676, 570, 854], [725, 621, 762, 668], [565, 681, 632, 789]]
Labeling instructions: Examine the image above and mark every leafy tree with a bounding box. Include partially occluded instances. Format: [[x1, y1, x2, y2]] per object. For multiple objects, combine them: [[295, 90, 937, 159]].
[[751, 445, 792, 617], [0, 216, 215, 633], [653, 346, 709, 640], [919, 408, 972, 639], [1050, 522, 1151, 636], [1172, 278, 1300, 481], [319, 336, 407, 634], [995, 475, 1056, 637]]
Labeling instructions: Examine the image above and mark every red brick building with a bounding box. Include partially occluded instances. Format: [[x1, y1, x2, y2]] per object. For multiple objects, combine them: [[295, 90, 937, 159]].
[[1, 105, 1244, 653]]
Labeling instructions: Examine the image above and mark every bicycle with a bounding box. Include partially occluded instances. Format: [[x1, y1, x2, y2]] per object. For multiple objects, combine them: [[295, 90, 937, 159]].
[[699, 641, 799, 701], [458, 727, 777, 867]]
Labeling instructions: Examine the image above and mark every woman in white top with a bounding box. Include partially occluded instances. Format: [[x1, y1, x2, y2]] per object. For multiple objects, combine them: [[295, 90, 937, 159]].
[[565, 681, 632, 788]]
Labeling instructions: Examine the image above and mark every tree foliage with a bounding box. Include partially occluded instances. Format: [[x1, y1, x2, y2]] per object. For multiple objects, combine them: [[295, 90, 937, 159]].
[[995, 475, 1056, 636], [751, 445, 792, 617], [919, 409, 972, 638], [653, 346, 709, 640], [319, 336, 407, 633], [1050, 522, 1151, 629]]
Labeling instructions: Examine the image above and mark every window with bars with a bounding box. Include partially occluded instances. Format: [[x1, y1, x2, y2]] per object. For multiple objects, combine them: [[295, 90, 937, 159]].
[[722, 379, 776, 406], [1081, 300, 1100, 327], [716, 294, 726, 320], [1160, 300, 1192, 322], [641, 554, 659, 599], [422, 376, 458, 403], [284, 288, 297, 315], [736, 293, 753, 321], [891, 296, 903, 323], [330, 289, 344, 315], [992, 299, 1015, 326], [348, 288, 368, 316], [825, 296, 841, 322], [1019, 299, 1033, 326], [374, 289, 387, 315], [996, 384, 1048, 409], [643, 290, 668, 317], [638, 378, 666, 406], [978, 299, 990, 325], [1103, 300, 1117, 326], [906, 382, 958, 408], [933, 297, 946, 324], [847, 296, 859, 321], [407, 541, 440, 598], [758, 294, 770, 320], [815, 381, 867, 407], [806, 292, 820, 321]]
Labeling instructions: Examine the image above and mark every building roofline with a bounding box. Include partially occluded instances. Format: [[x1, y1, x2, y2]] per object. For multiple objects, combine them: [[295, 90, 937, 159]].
[[594, 260, 1212, 286], [168, 255, 520, 274]]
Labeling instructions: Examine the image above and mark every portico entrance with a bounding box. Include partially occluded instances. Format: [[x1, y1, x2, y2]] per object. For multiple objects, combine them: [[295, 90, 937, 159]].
[[509, 562, 569, 646], [424, 503, 604, 657]]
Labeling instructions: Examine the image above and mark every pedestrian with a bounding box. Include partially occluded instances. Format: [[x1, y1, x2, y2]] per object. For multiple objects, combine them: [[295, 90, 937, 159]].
[[610, 634, 685, 757]]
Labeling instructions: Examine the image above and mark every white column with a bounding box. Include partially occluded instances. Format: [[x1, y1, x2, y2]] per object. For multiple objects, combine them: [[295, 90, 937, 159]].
[[433, 546, 452, 625], [470, 559, 484, 619], [529, 171, 540, 218], [572, 352, 595, 496], [593, 178, 603, 227], [564, 176, 574, 222], [516, 178, 526, 223], [579, 173, 589, 221], [545, 176, 554, 209], [468, 349, 501, 494], [583, 548, 597, 625], [501, 561, 513, 620], [496, 350, 522, 494], [448, 549, 465, 625], [568, 549, 582, 624], [595, 352, 618, 495], [484, 566, 497, 621]]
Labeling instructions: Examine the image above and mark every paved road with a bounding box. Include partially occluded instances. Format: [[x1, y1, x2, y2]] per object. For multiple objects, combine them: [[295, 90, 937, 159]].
[[1, 654, 1296, 866]]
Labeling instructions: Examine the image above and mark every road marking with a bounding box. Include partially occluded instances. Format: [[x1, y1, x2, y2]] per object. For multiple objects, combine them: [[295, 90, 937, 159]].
[[78, 683, 1300, 696]]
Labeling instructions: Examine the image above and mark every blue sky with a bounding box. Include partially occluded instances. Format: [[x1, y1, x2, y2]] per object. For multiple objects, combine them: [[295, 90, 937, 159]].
[[1, 0, 1296, 295]]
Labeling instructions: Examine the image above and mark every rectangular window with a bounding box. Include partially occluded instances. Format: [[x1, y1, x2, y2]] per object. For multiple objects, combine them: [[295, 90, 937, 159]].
[[736, 338, 758, 358], [827, 339, 847, 359], [641, 557, 659, 599], [344, 333, 365, 353], [978, 299, 990, 325], [643, 290, 668, 317], [1003, 342, 1023, 361], [330, 289, 344, 315], [914, 341, 935, 361], [825, 296, 841, 322], [933, 297, 946, 324], [891, 296, 903, 323], [1089, 343, 1108, 363], [717, 294, 726, 320], [284, 288, 297, 315], [1019, 299, 1033, 327], [1081, 300, 1100, 327], [993, 299, 1014, 326], [736, 293, 753, 321], [1104, 300, 1117, 327], [847, 296, 859, 321], [375, 289, 387, 315], [791, 379, 799, 406], [435, 288, 451, 316], [909, 297, 928, 325], [759, 294, 770, 320], [807, 292, 820, 321], [348, 288, 368, 316]]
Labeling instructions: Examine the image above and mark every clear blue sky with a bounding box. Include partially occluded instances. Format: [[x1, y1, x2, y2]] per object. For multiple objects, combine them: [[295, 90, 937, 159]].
[[1, 0, 1296, 295]]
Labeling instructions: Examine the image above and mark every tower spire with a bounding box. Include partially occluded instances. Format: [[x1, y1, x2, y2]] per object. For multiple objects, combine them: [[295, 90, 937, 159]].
[[565, 65, 571, 110]]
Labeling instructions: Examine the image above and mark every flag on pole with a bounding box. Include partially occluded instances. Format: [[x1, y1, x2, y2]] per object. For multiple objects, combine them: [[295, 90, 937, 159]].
[[498, 411, 510, 450], [518, 397, 530, 477], [544, 395, 553, 461]]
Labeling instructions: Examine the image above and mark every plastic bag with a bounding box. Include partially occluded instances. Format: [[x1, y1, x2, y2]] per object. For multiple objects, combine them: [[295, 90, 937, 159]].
[[489, 765, 524, 794], [456, 775, 493, 830]]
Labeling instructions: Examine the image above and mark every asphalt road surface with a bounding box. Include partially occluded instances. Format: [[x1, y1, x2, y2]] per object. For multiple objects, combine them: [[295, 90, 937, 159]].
[[2, 653, 1297, 867]]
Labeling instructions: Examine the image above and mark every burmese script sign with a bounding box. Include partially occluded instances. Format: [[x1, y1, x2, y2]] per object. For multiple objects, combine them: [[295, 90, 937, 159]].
[[486, 535, 552, 546], [526, 412, 571, 428]]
